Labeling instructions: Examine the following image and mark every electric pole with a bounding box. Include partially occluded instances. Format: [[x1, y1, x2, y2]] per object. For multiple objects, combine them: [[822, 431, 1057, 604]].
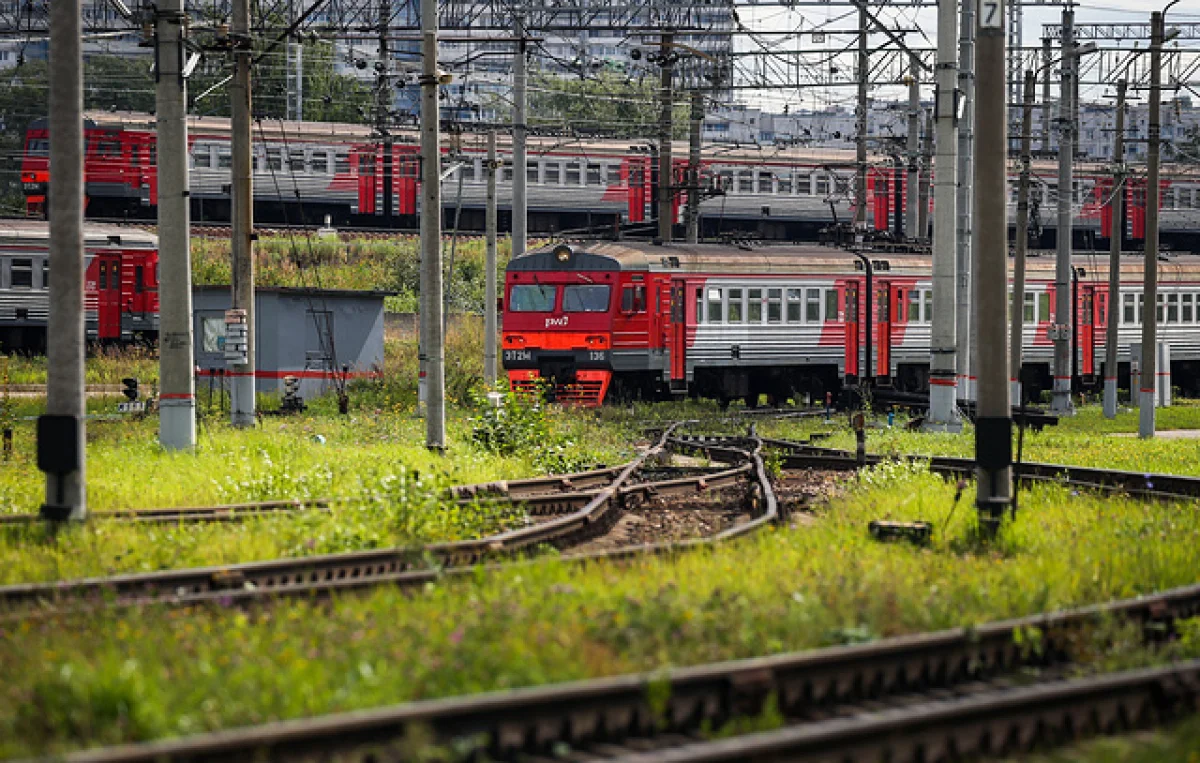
[[40, 0, 85, 520], [686, 89, 703, 244], [1041, 36, 1052, 156], [975, 0, 1012, 527], [906, 53, 920, 241], [956, 0, 975, 403], [421, 0, 445, 449], [379, 0, 394, 226], [926, 0, 959, 430], [287, 0, 303, 121], [918, 108, 932, 240], [1103, 79, 1126, 420], [230, 0, 256, 428], [485, 131, 498, 387], [1141, 11, 1166, 438], [1010, 70, 1035, 406], [512, 14, 527, 260], [855, 6, 868, 235], [156, 0, 196, 451], [658, 32, 675, 243], [1051, 6, 1075, 415]]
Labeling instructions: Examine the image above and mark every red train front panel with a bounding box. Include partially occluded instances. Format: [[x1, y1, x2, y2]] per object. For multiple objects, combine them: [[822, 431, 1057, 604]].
[[502, 246, 622, 405]]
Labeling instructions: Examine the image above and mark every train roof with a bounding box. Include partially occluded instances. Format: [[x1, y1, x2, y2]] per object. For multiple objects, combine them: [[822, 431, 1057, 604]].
[[511, 241, 1200, 281], [0, 220, 157, 249], [31, 111, 1150, 174]]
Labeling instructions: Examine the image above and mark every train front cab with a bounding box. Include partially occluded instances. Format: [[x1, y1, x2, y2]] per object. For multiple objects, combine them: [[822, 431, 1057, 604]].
[[502, 245, 618, 405]]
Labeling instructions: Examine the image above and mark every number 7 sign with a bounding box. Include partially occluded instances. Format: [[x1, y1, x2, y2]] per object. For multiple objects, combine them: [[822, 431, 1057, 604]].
[[980, 0, 1003, 29]]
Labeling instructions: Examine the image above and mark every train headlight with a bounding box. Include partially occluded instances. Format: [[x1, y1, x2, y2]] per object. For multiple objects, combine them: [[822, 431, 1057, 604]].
[[552, 244, 572, 263]]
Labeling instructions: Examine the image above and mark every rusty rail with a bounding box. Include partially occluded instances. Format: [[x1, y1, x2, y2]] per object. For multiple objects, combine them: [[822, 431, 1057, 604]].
[[757, 435, 1200, 501], [0, 423, 781, 614], [51, 576, 1200, 762]]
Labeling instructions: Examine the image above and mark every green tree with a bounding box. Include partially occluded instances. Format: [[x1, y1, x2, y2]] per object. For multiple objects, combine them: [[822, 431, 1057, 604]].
[[525, 70, 689, 139]]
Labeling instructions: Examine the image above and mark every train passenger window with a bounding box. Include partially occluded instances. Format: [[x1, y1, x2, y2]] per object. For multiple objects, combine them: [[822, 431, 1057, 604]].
[[924, 291, 932, 323], [566, 162, 581, 185], [707, 288, 723, 323], [98, 262, 107, 291], [767, 289, 782, 323], [41, 259, 48, 289], [907, 290, 920, 322], [815, 174, 830, 195], [1123, 293, 1136, 325], [1157, 294, 1165, 324], [289, 150, 307, 173], [564, 284, 611, 312], [193, 146, 211, 168], [1184, 294, 1194, 323], [826, 290, 839, 321], [149, 145, 157, 166], [135, 266, 144, 294], [834, 175, 850, 194], [1038, 293, 1050, 322], [545, 163, 561, 184], [777, 174, 792, 195], [806, 288, 820, 323], [335, 152, 350, 175], [757, 174, 772, 194], [10, 258, 32, 289], [737, 172, 753, 194], [747, 288, 763, 322], [527, 163, 539, 183], [112, 263, 121, 291], [727, 288, 744, 323], [218, 151, 232, 169], [1139, 294, 1145, 324], [26, 138, 48, 156], [797, 174, 811, 195], [695, 288, 703, 322], [502, 166, 513, 183], [509, 284, 557, 312], [1168, 293, 1179, 323], [313, 152, 332, 175], [97, 141, 121, 157], [786, 288, 803, 322], [587, 164, 602, 185], [621, 285, 647, 313], [845, 289, 858, 322]]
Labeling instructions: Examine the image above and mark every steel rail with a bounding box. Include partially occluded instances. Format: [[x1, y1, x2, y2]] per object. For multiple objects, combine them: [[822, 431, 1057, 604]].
[[612, 660, 1200, 762], [758, 436, 1200, 501], [0, 423, 776, 613], [51, 575, 1200, 763], [0, 499, 331, 526]]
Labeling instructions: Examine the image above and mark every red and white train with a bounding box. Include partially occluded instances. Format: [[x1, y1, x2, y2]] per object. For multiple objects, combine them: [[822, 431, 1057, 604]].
[[20, 112, 1200, 247], [502, 241, 1200, 406], [0, 222, 159, 352]]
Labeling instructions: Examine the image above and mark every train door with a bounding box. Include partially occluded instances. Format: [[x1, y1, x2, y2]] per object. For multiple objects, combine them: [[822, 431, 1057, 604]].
[[1080, 285, 1096, 379], [844, 282, 860, 379], [669, 279, 687, 392], [356, 148, 376, 215], [96, 255, 120, 340], [875, 281, 892, 380]]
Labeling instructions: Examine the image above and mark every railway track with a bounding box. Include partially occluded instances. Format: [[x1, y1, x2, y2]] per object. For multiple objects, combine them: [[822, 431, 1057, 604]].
[[0, 498, 331, 526], [753, 435, 1200, 501], [52, 576, 1200, 762], [0, 422, 787, 615]]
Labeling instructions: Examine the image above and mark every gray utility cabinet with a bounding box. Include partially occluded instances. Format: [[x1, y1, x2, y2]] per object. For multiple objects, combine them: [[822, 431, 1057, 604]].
[[193, 286, 387, 400]]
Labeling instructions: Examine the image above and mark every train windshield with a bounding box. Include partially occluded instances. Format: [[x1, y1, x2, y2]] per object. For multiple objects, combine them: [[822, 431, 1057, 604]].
[[509, 284, 557, 312], [563, 284, 611, 312]]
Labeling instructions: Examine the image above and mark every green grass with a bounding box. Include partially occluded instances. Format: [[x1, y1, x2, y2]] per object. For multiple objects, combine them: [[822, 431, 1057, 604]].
[[0, 400, 635, 584], [2, 458, 1200, 757], [191, 234, 527, 314], [1021, 717, 1200, 762]]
